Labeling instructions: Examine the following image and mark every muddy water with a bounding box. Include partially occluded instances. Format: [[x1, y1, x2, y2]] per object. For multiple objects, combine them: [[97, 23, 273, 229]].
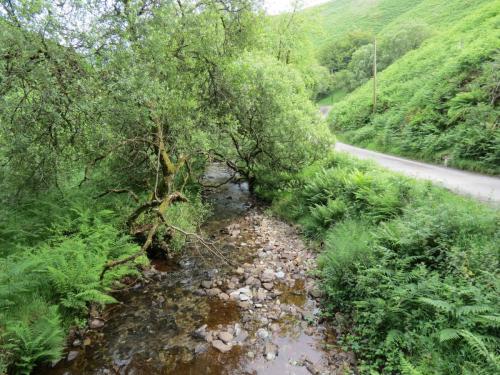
[[40, 164, 345, 375]]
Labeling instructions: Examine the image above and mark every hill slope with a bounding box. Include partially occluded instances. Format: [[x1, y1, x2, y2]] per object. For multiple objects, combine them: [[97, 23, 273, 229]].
[[328, 0, 499, 174], [300, 0, 423, 49]]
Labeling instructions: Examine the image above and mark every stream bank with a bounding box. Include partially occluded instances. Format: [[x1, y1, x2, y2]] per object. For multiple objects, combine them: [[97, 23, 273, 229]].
[[40, 164, 355, 375]]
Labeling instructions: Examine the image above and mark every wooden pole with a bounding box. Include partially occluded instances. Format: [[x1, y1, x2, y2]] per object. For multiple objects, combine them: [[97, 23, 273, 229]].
[[373, 37, 377, 113]]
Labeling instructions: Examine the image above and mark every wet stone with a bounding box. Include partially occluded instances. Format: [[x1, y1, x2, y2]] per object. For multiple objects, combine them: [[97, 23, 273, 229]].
[[218, 331, 233, 344], [67, 351, 79, 362], [264, 342, 278, 361], [89, 319, 104, 329], [212, 339, 232, 353], [201, 280, 212, 289], [262, 282, 274, 290]]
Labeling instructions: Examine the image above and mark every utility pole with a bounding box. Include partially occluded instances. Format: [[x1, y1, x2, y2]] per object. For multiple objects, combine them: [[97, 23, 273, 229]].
[[373, 37, 377, 113]]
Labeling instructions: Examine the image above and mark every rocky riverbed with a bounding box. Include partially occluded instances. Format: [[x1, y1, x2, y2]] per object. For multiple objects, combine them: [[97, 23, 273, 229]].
[[40, 165, 355, 375], [189, 210, 356, 374]]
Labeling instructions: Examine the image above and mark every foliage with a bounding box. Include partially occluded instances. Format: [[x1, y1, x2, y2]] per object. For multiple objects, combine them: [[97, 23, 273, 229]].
[[209, 52, 331, 188], [263, 152, 500, 374], [327, 0, 499, 174], [0, 0, 326, 372]]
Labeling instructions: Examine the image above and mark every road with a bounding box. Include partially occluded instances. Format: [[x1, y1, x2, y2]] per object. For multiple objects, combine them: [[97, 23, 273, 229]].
[[320, 106, 500, 203], [335, 142, 500, 203]]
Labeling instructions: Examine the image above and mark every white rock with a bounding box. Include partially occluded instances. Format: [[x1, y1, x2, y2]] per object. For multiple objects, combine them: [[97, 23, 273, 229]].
[[201, 280, 212, 288], [265, 342, 278, 360]]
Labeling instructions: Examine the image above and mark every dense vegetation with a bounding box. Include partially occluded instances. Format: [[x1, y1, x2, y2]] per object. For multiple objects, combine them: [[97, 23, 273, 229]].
[[261, 152, 500, 374], [306, 0, 499, 174], [0, 1, 328, 373], [1, 1, 498, 374], [328, 1, 499, 174]]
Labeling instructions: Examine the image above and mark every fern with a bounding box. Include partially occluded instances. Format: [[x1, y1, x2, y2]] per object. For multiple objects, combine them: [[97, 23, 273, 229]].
[[1, 299, 64, 375], [439, 328, 461, 342], [400, 356, 424, 375], [418, 297, 454, 313], [458, 330, 500, 370]]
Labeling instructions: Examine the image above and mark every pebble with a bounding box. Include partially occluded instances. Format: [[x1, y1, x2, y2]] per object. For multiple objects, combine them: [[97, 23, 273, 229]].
[[265, 342, 278, 361], [275, 271, 285, 279], [212, 339, 232, 353], [262, 282, 274, 290], [218, 331, 234, 344], [89, 319, 104, 329], [67, 351, 79, 362], [201, 280, 212, 289], [261, 269, 275, 282], [256, 328, 269, 340], [206, 288, 222, 296]]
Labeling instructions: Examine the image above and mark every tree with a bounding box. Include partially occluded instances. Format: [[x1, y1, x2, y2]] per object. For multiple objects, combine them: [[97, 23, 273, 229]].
[[206, 52, 331, 189]]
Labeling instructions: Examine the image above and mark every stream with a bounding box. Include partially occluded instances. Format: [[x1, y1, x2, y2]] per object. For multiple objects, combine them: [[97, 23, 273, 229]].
[[39, 164, 355, 375]]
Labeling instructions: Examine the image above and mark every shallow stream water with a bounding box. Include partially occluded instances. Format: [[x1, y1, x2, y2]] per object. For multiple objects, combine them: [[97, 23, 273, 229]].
[[39, 164, 348, 375]]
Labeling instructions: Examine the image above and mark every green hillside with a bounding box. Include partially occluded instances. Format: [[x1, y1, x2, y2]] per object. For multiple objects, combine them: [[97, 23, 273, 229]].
[[327, 0, 499, 174], [300, 0, 423, 48]]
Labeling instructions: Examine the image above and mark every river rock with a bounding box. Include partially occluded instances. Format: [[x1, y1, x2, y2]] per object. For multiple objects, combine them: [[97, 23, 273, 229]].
[[193, 324, 208, 340], [201, 280, 212, 289], [262, 282, 274, 291], [235, 267, 244, 275], [256, 288, 267, 301], [219, 292, 229, 301], [218, 331, 234, 344], [195, 343, 208, 354], [256, 328, 269, 340], [265, 342, 278, 360], [308, 286, 322, 298], [212, 339, 232, 353], [89, 319, 104, 329], [261, 269, 275, 282], [67, 351, 79, 362], [234, 330, 249, 344], [206, 288, 222, 296], [238, 301, 251, 309], [275, 271, 285, 279]]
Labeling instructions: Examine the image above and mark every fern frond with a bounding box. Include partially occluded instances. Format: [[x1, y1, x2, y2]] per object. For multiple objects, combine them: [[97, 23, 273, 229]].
[[456, 305, 492, 317], [400, 356, 424, 375], [418, 297, 453, 313], [439, 328, 461, 342]]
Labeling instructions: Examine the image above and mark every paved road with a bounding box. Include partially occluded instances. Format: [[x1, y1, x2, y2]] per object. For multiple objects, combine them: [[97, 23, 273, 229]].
[[320, 105, 500, 203], [335, 142, 500, 203]]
